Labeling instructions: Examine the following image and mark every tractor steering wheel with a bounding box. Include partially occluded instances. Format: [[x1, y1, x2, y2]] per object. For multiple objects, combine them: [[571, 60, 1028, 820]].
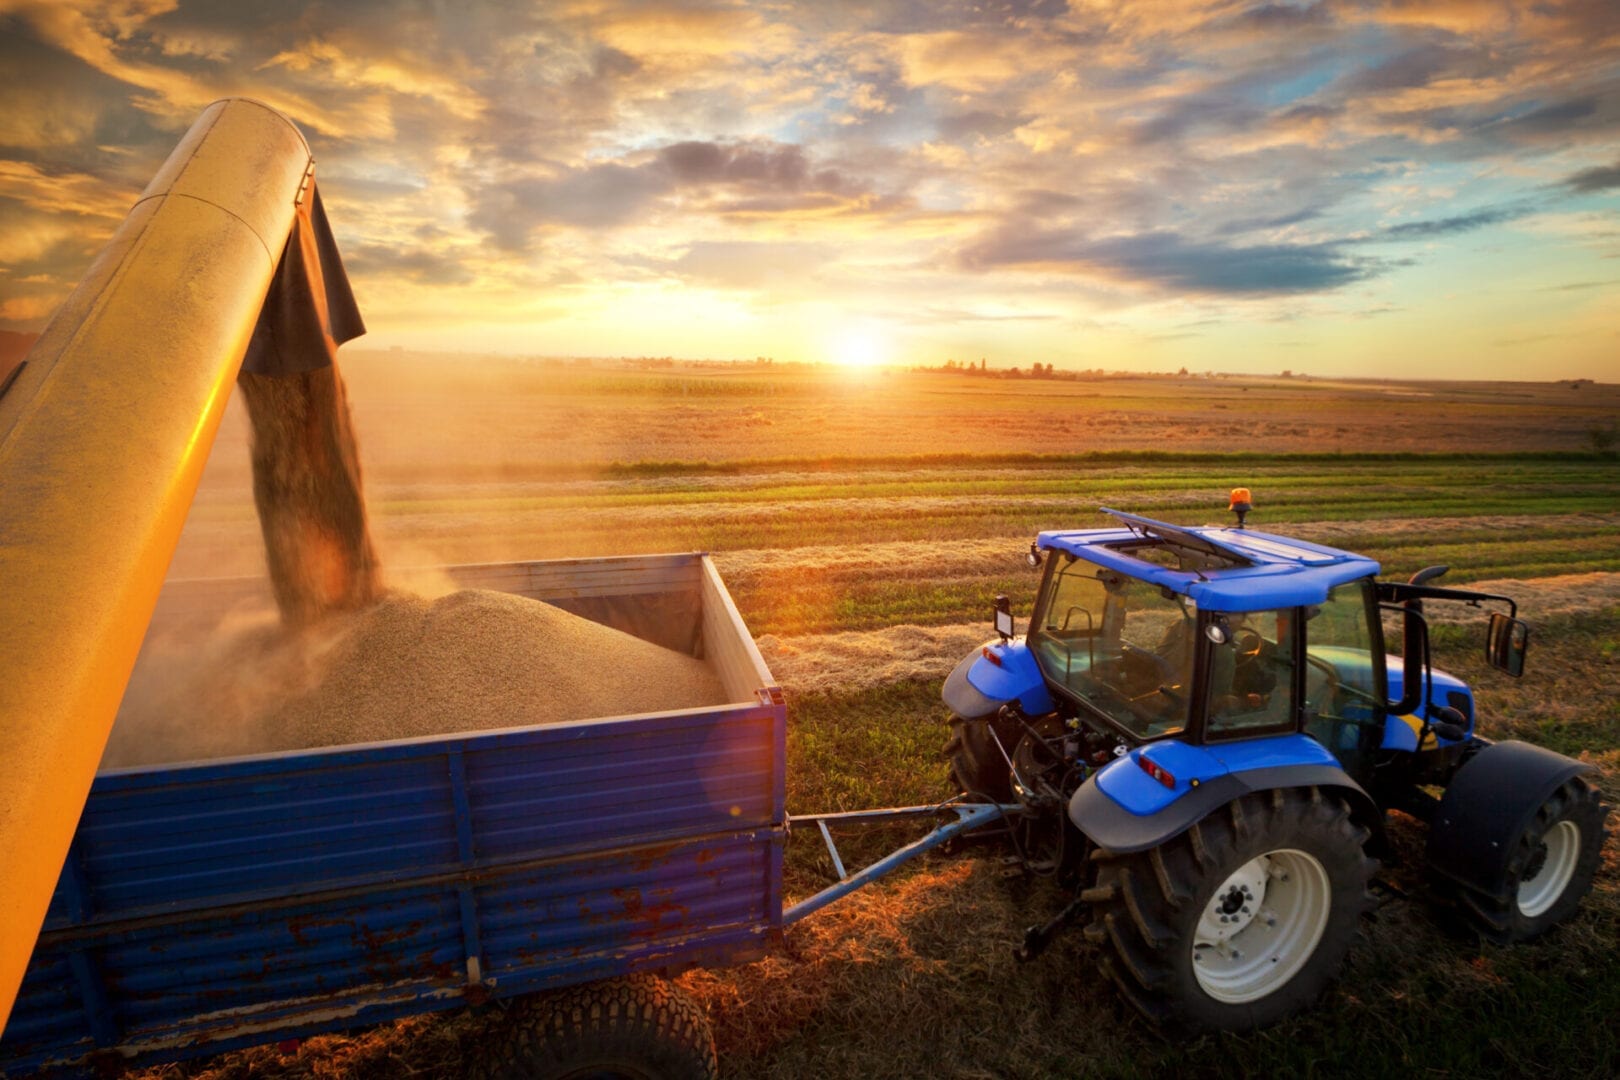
[[1233, 627, 1265, 661]]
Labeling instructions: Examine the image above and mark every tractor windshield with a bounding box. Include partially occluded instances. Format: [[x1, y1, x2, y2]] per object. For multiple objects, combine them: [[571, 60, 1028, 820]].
[[1301, 577, 1386, 778], [1030, 557, 1194, 738], [1204, 609, 1299, 739]]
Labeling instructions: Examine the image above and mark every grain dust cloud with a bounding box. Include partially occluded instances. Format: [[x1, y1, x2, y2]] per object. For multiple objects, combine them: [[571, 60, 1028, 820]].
[[104, 361, 729, 770]]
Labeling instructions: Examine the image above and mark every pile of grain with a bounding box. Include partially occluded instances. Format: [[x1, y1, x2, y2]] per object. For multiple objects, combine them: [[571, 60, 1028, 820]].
[[103, 589, 728, 768]]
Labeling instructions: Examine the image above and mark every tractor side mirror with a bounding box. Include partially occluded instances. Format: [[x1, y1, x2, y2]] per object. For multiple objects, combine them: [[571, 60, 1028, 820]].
[[994, 594, 1014, 641], [1486, 612, 1529, 678]]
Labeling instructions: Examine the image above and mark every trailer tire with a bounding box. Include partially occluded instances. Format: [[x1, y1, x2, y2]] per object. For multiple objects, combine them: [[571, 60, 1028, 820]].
[[468, 975, 716, 1080], [944, 712, 1017, 802], [1434, 776, 1608, 944], [1082, 786, 1375, 1033]]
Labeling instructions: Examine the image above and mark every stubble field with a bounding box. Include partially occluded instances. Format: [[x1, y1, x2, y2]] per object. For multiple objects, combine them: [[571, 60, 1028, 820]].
[[143, 356, 1619, 1079]]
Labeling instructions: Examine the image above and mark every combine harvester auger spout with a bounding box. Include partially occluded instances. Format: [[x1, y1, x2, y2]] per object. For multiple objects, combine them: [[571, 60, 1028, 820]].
[[0, 99, 313, 1027]]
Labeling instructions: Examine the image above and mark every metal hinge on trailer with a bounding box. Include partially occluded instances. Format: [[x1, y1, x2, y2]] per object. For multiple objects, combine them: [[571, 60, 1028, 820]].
[[757, 686, 785, 706], [782, 801, 1023, 924]]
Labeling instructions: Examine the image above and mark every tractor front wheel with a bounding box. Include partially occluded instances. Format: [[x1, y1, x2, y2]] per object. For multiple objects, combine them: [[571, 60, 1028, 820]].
[[1083, 787, 1375, 1033], [1437, 775, 1608, 943]]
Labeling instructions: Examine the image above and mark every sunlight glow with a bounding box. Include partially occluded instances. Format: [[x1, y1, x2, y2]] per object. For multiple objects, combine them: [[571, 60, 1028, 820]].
[[828, 324, 889, 369]]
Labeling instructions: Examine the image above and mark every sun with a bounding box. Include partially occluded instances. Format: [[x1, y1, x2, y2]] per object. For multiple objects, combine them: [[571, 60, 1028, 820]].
[[827, 324, 890, 369]]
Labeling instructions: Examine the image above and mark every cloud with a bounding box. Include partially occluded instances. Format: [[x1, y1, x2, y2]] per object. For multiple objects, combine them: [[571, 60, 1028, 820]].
[[1374, 203, 1532, 240], [956, 227, 1376, 296], [658, 140, 813, 188], [641, 239, 836, 290], [1340, 42, 1499, 95], [345, 243, 475, 287], [469, 137, 877, 250], [1563, 160, 1620, 192], [933, 109, 1030, 140]]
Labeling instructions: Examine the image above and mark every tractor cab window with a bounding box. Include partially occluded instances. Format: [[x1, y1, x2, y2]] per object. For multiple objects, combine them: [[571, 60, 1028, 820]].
[[1302, 578, 1386, 779], [1204, 609, 1298, 739], [1030, 559, 1194, 739]]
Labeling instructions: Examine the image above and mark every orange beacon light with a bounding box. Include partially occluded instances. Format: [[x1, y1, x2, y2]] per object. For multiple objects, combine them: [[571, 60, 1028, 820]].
[[1229, 488, 1253, 527]]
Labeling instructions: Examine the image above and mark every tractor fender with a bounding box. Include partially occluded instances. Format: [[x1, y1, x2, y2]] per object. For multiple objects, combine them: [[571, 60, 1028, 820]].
[[1426, 739, 1594, 898], [941, 640, 1055, 719], [1070, 737, 1383, 855]]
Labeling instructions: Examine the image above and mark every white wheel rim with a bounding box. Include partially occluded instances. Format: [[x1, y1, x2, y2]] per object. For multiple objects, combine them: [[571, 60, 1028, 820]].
[[1517, 819, 1581, 918], [1192, 849, 1332, 1004]]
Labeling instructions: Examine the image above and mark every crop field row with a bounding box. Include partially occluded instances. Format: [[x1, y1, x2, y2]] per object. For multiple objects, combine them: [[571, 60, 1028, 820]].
[[171, 453, 1619, 586]]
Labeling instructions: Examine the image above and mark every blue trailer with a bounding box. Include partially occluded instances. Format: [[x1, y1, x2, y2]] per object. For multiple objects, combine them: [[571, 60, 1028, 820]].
[[0, 552, 1011, 1079], [0, 554, 794, 1076]]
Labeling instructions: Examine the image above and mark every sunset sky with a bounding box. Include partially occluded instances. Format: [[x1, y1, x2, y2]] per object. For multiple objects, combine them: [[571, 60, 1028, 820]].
[[2, 1, 1617, 378]]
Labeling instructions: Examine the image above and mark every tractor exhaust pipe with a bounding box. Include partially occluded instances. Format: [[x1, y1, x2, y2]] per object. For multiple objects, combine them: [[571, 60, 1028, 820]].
[[0, 99, 312, 1027]]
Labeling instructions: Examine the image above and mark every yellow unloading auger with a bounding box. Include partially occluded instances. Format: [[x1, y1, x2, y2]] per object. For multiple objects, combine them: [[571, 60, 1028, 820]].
[[0, 99, 314, 1026]]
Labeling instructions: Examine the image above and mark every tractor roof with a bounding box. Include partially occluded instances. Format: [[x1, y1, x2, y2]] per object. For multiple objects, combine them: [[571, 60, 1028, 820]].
[[1036, 509, 1380, 613]]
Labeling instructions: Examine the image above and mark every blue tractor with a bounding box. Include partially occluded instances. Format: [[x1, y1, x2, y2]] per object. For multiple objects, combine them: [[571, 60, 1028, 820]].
[[942, 494, 1609, 1032]]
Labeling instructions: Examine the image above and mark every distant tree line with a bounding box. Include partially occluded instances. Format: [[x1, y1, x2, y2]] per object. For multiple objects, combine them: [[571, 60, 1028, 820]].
[[912, 360, 1226, 380]]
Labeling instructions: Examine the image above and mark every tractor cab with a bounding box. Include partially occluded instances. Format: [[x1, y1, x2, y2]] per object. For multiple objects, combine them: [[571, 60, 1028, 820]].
[[945, 494, 1531, 807], [1026, 511, 1377, 750], [1016, 503, 1525, 788]]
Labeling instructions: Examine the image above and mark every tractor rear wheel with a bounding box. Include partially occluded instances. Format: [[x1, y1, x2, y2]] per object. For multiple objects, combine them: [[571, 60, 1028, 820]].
[[467, 975, 716, 1080], [1083, 787, 1376, 1032], [1437, 775, 1608, 943], [943, 711, 1018, 802]]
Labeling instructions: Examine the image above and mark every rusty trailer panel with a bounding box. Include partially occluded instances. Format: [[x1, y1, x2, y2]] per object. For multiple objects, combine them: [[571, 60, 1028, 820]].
[[0, 553, 786, 1076]]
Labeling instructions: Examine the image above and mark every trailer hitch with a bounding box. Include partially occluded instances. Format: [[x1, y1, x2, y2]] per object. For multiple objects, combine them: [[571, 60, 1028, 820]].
[[1015, 883, 1112, 962], [784, 801, 1022, 925]]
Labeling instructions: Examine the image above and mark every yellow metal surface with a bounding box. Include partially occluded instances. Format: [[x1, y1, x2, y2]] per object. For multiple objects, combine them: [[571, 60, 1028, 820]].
[[0, 99, 312, 1027]]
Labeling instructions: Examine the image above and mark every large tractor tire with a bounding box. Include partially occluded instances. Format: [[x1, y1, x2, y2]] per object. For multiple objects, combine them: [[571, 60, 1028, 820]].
[[467, 974, 716, 1080], [1083, 787, 1376, 1033], [1435, 775, 1608, 944], [943, 711, 1019, 802]]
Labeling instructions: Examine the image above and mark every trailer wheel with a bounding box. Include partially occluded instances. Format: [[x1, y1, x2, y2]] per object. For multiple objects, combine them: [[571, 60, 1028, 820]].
[[468, 975, 716, 1080], [944, 712, 1017, 802], [1436, 776, 1608, 943], [1082, 787, 1376, 1033]]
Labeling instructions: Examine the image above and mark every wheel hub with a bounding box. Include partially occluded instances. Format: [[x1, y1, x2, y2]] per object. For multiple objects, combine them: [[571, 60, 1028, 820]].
[[1197, 857, 1269, 942], [1192, 848, 1332, 1005], [1517, 819, 1581, 918]]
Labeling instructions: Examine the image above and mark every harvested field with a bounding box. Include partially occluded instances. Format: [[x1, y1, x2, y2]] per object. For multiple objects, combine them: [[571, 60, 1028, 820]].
[[102, 589, 727, 769], [115, 365, 1620, 1080]]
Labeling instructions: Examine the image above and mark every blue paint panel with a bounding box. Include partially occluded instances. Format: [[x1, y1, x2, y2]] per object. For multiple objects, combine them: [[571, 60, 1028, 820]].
[[3, 953, 83, 1047], [1037, 522, 1379, 612], [964, 641, 1055, 714], [1095, 733, 1342, 815], [1, 555, 787, 1077], [1380, 662, 1474, 749], [478, 835, 771, 977]]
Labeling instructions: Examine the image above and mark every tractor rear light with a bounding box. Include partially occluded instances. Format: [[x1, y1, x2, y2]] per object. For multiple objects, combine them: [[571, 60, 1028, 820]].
[[1138, 755, 1176, 788], [981, 646, 1003, 667]]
